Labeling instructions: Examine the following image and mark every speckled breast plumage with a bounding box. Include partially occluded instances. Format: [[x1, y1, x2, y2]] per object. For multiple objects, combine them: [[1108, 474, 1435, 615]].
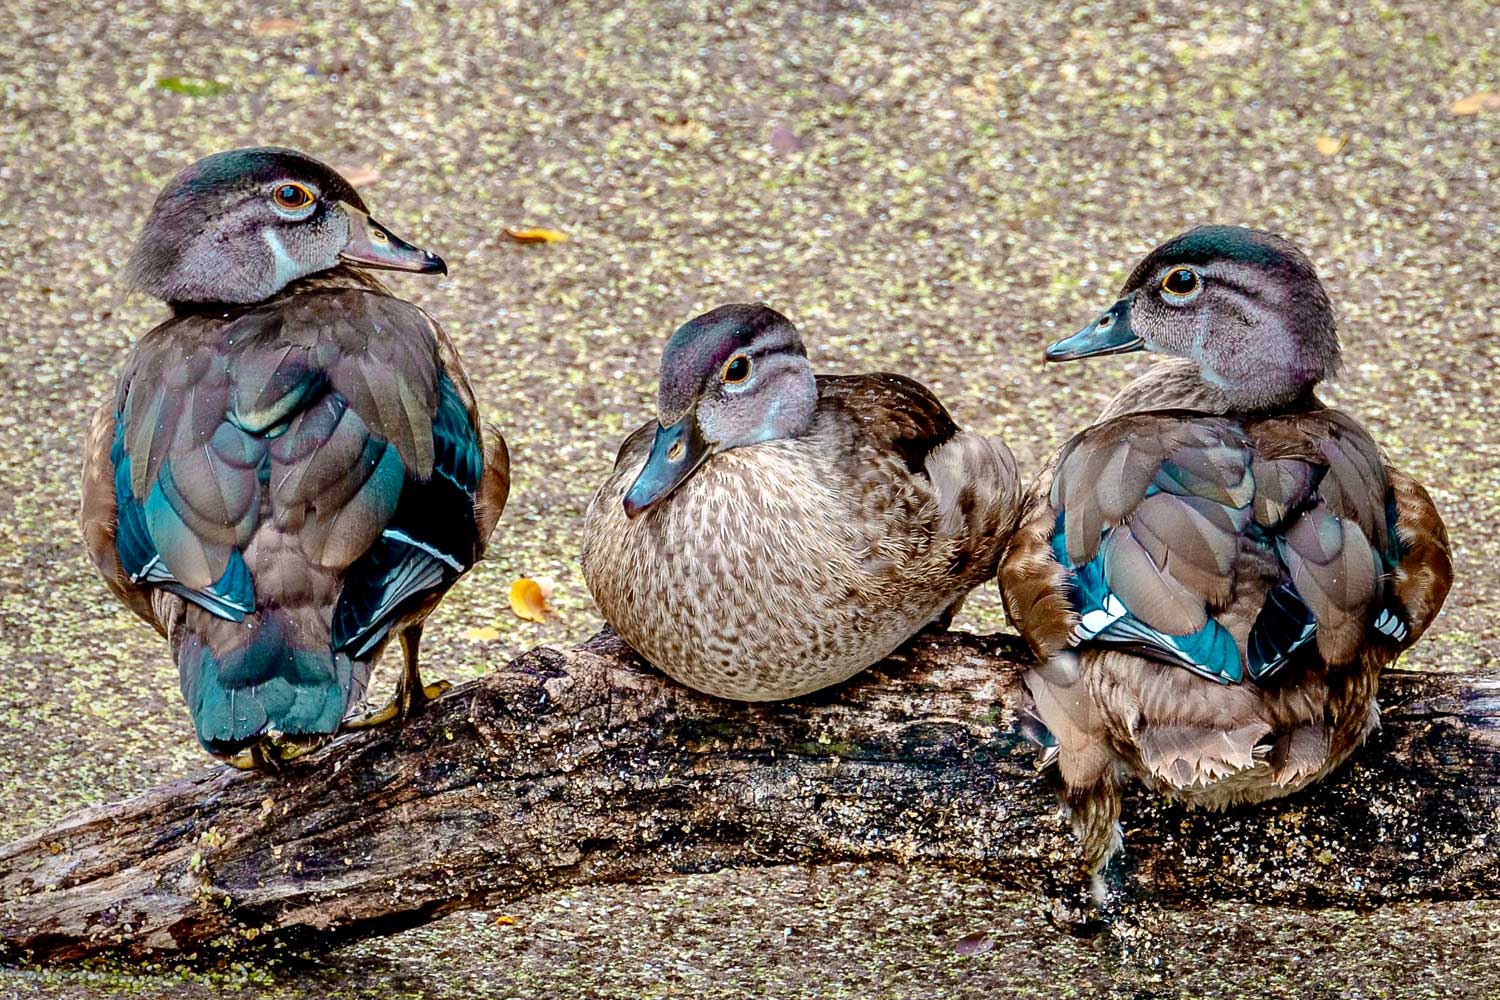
[[582, 416, 1005, 701]]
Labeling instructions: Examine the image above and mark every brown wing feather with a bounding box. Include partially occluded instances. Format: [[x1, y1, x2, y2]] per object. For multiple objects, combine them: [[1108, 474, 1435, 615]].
[[814, 373, 959, 472], [1386, 466, 1452, 643], [1001, 487, 1078, 661], [80, 398, 162, 633], [426, 306, 510, 553]]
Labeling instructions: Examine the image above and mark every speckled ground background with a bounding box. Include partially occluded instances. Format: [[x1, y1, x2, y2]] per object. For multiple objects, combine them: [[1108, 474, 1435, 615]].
[[1, 0, 1497, 996]]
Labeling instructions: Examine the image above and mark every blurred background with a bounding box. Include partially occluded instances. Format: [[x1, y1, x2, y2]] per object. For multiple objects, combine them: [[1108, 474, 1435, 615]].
[[1, 0, 1496, 996]]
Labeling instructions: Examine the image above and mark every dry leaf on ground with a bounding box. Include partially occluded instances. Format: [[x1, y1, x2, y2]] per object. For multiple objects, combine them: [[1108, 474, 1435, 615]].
[[1315, 135, 1346, 156], [1451, 92, 1500, 115], [335, 164, 381, 187], [505, 227, 568, 244], [953, 931, 995, 956], [509, 577, 556, 622], [251, 17, 302, 37]]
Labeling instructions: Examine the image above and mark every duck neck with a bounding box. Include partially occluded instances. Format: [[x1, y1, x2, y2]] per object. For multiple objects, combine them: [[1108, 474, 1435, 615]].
[[168, 264, 390, 317], [1099, 358, 1324, 421]]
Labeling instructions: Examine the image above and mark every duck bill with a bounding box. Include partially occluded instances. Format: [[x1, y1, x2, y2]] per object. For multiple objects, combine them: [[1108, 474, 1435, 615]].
[[1045, 294, 1143, 362], [622, 412, 714, 519], [338, 204, 447, 274]]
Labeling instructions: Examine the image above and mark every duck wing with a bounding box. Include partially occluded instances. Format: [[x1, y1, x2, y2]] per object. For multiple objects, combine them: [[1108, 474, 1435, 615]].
[[1005, 407, 1426, 686]]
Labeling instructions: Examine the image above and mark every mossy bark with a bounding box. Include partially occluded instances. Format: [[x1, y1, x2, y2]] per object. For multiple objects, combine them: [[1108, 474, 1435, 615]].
[[1, 630, 1496, 966]]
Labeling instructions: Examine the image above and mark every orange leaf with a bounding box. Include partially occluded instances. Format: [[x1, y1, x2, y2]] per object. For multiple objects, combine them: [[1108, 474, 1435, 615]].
[[509, 577, 555, 623], [494, 915, 518, 926], [1451, 91, 1500, 115], [251, 17, 302, 36], [1314, 135, 1345, 157], [504, 227, 568, 244], [335, 164, 381, 188], [463, 626, 501, 641]]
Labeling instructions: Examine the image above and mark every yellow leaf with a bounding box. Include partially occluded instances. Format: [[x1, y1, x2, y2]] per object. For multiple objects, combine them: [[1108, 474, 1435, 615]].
[[509, 577, 555, 623], [504, 227, 568, 244], [494, 915, 518, 926], [463, 626, 501, 641], [251, 17, 302, 36], [1315, 135, 1345, 157], [335, 164, 381, 188], [1451, 91, 1500, 115]]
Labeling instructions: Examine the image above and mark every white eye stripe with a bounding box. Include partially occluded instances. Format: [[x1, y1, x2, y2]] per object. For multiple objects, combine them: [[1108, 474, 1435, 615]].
[[262, 229, 300, 287]]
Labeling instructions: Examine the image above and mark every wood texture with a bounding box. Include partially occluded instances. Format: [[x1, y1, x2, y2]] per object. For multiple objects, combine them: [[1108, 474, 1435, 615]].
[[2, 629, 1496, 966]]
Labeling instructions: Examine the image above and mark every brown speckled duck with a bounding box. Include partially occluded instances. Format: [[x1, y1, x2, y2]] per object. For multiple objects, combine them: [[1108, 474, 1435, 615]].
[[582, 303, 1020, 700], [81, 147, 509, 769], [1000, 226, 1452, 901]]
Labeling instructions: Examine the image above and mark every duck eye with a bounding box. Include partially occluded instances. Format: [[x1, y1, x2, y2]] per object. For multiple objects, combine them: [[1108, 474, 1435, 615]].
[[272, 183, 314, 211], [722, 355, 752, 384], [1162, 266, 1199, 297]]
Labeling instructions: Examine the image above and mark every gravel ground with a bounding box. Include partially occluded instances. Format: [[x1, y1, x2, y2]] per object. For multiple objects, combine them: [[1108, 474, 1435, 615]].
[[0, 0, 1496, 996]]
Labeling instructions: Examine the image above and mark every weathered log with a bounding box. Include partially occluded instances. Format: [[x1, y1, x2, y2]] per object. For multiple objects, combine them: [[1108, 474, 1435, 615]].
[[1, 629, 1496, 966]]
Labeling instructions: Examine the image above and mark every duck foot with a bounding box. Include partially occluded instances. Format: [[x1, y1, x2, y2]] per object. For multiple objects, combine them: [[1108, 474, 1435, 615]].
[[1040, 872, 1110, 937], [221, 734, 328, 772], [342, 624, 449, 731]]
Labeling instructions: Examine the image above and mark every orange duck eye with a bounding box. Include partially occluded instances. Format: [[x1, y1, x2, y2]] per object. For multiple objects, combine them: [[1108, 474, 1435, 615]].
[[272, 183, 315, 211], [1162, 266, 1199, 296], [722, 355, 752, 383]]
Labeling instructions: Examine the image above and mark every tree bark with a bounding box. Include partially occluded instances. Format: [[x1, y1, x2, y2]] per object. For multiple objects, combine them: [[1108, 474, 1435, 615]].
[[1, 629, 1497, 966]]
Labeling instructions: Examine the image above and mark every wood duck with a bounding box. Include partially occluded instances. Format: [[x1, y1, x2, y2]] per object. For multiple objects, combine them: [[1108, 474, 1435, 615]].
[[582, 303, 1020, 701], [81, 147, 509, 769], [999, 226, 1452, 902]]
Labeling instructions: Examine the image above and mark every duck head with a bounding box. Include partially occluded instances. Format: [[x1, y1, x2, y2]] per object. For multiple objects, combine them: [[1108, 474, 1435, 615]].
[[623, 303, 817, 518], [125, 146, 445, 306], [1045, 225, 1340, 411]]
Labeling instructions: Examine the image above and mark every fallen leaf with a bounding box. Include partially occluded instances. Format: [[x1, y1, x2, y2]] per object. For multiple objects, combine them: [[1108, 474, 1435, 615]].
[[1315, 135, 1346, 157], [494, 915, 518, 926], [1451, 91, 1500, 116], [335, 164, 381, 188], [251, 17, 302, 36], [953, 930, 995, 956], [769, 122, 804, 155], [509, 577, 556, 623], [463, 626, 501, 641], [662, 117, 711, 145], [156, 76, 231, 97], [504, 227, 568, 244]]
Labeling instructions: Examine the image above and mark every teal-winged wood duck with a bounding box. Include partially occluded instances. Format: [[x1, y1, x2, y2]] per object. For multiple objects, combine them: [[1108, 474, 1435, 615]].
[[999, 225, 1452, 901], [582, 303, 1021, 700], [81, 147, 509, 769]]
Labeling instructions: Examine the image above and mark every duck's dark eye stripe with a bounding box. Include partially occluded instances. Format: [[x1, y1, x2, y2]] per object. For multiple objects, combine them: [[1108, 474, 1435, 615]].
[[723, 355, 752, 383]]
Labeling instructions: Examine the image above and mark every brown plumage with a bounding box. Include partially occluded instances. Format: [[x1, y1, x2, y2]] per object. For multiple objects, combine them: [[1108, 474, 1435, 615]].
[[582, 305, 1019, 701], [81, 149, 507, 766], [1002, 227, 1453, 894]]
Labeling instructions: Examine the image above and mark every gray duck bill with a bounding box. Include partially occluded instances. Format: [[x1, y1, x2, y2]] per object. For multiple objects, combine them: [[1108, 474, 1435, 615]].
[[339, 204, 447, 274], [1045, 294, 1142, 362], [622, 413, 713, 518]]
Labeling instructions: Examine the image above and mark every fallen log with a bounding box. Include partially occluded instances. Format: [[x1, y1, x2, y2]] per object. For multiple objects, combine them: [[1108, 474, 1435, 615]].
[[1, 629, 1496, 966]]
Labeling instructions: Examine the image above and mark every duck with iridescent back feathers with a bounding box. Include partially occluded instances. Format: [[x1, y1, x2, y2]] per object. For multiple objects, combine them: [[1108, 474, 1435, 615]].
[[81, 147, 510, 769], [999, 225, 1452, 905], [582, 304, 1021, 701]]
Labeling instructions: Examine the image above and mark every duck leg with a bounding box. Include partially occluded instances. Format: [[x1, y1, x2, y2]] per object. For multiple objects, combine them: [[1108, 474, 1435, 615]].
[[342, 624, 451, 730], [221, 734, 329, 772], [933, 595, 967, 631]]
